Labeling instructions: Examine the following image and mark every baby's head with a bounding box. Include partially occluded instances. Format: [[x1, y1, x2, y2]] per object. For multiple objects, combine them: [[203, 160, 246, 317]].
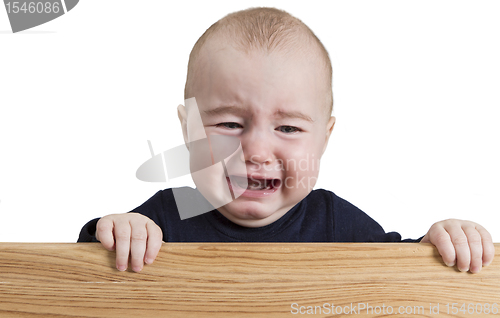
[[178, 7, 335, 227]]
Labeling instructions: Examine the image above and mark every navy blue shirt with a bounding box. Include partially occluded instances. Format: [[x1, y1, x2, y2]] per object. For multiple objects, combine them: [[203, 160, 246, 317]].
[[78, 187, 420, 243]]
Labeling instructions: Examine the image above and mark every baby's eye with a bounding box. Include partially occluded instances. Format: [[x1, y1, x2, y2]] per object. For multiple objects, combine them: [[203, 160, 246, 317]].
[[277, 125, 301, 134], [215, 122, 243, 129]]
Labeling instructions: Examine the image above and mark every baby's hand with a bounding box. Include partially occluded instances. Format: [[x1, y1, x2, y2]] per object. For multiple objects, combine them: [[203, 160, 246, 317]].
[[420, 219, 494, 273], [95, 213, 163, 272]]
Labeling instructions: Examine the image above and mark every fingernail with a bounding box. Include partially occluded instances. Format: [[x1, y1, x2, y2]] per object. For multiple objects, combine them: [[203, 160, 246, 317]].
[[145, 258, 153, 265], [445, 261, 455, 267], [117, 265, 126, 271], [132, 266, 142, 272]]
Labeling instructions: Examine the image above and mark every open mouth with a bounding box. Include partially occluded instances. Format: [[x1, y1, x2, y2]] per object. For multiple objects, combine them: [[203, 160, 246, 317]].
[[227, 175, 281, 191]]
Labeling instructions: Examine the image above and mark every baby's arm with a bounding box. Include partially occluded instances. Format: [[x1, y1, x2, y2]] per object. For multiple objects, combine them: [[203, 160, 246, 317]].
[[96, 213, 163, 272], [420, 219, 494, 273]]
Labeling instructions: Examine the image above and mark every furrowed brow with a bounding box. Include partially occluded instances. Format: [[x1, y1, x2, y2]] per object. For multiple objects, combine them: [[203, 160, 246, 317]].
[[203, 105, 249, 117], [274, 110, 314, 122]]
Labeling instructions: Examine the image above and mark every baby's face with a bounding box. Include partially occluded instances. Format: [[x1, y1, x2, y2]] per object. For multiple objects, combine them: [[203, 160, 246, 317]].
[[181, 42, 335, 227]]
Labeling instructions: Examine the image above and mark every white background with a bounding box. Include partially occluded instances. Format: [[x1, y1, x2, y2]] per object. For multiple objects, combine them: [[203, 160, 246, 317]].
[[0, 1, 498, 242]]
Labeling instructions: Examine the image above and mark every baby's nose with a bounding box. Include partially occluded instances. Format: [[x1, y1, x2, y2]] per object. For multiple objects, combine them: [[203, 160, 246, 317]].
[[240, 133, 275, 165]]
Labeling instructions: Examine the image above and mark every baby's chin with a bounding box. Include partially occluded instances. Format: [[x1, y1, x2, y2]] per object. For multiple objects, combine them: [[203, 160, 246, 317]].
[[217, 199, 293, 228]]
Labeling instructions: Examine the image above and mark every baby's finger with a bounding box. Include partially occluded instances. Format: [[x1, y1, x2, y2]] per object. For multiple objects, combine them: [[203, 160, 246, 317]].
[[113, 220, 132, 271], [130, 225, 148, 272], [96, 217, 115, 251], [144, 221, 163, 265], [462, 224, 483, 273], [429, 226, 456, 266], [445, 224, 470, 272], [477, 225, 495, 266]]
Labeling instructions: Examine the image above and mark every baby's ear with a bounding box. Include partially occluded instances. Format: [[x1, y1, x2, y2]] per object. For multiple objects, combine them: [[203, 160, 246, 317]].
[[177, 104, 189, 148], [322, 116, 336, 155]]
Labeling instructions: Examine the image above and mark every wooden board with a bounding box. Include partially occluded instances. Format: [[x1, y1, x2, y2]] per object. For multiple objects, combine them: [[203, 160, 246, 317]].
[[0, 243, 499, 317]]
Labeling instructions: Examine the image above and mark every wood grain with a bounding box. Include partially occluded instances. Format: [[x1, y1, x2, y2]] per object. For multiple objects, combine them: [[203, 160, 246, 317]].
[[0, 243, 498, 317]]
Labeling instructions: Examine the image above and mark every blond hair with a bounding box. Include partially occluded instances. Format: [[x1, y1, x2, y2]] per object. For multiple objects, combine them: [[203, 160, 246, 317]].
[[184, 7, 333, 116]]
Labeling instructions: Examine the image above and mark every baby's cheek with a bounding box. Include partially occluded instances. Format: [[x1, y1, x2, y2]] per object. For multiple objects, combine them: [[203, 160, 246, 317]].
[[281, 152, 320, 191]]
